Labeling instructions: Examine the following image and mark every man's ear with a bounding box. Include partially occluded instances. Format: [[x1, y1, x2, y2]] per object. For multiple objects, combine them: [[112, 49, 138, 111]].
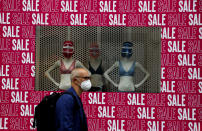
[[73, 78, 79, 85], [73, 77, 77, 82]]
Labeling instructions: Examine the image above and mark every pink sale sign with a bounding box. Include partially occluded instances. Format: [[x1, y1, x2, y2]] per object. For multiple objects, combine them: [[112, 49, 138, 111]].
[[0, 0, 201, 130]]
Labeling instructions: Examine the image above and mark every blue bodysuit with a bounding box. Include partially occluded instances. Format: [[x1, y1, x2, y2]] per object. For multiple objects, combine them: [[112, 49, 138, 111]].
[[119, 61, 136, 76]]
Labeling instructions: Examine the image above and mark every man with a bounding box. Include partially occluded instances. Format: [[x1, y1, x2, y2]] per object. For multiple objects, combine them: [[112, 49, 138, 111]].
[[55, 68, 91, 131]]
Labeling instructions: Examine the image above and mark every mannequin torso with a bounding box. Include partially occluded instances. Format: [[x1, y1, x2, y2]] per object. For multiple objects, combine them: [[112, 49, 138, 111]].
[[104, 42, 150, 92], [88, 58, 104, 88], [118, 58, 136, 91], [45, 58, 87, 90], [104, 58, 150, 92]]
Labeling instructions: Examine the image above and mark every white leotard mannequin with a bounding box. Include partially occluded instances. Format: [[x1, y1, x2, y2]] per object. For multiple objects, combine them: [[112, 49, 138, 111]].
[[45, 41, 88, 90], [45, 58, 86, 90]]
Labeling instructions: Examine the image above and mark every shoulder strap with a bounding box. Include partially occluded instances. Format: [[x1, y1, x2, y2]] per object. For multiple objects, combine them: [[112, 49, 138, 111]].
[[60, 59, 65, 73], [67, 60, 76, 73], [119, 60, 124, 72], [89, 61, 95, 73], [132, 61, 136, 68]]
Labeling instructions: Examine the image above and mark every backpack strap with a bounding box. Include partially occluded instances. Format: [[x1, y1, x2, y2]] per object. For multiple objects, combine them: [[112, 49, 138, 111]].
[[33, 113, 36, 128]]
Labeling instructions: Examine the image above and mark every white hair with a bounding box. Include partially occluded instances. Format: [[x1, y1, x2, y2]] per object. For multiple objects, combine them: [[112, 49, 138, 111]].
[[70, 68, 89, 81]]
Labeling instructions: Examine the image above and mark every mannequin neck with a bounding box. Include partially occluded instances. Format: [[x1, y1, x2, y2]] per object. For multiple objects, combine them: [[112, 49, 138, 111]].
[[64, 57, 73, 62], [90, 56, 100, 62], [121, 57, 132, 62]]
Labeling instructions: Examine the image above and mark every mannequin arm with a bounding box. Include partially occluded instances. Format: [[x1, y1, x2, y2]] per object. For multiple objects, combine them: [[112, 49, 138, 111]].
[[104, 62, 119, 87], [83, 61, 89, 69], [102, 61, 108, 86], [44, 61, 60, 86], [134, 62, 150, 88]]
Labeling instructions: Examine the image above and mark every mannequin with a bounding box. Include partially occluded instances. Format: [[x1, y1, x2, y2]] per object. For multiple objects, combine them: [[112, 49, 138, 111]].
[[45, 41, 87, 90], [104, 42, 150, 92], [86, 44, 105, 91]]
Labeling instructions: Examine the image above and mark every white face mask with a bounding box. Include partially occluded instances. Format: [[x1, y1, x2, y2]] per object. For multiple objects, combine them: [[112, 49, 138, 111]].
[[80, 80, 92, 91]]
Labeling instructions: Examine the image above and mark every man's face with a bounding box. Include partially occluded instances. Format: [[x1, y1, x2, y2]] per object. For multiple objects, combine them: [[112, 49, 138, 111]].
[[74, 70, 91, 87]]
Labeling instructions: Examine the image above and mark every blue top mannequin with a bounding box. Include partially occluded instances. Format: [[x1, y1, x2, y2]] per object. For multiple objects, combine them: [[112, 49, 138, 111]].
[[104, 42, 150, 92]]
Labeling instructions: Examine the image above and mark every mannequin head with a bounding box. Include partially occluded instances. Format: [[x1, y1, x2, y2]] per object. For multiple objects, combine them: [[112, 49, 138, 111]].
[[89, 43, 100, 58], [121, 42, 133, 58], [63, 41, 74, 58]]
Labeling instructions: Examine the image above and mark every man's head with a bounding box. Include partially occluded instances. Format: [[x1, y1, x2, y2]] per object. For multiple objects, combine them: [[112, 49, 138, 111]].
[[71, 68, 91, 92]]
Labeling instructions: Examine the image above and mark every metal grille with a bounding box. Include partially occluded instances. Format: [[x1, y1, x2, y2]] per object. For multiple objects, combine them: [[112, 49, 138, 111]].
[[35, 26, 161, 93]]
